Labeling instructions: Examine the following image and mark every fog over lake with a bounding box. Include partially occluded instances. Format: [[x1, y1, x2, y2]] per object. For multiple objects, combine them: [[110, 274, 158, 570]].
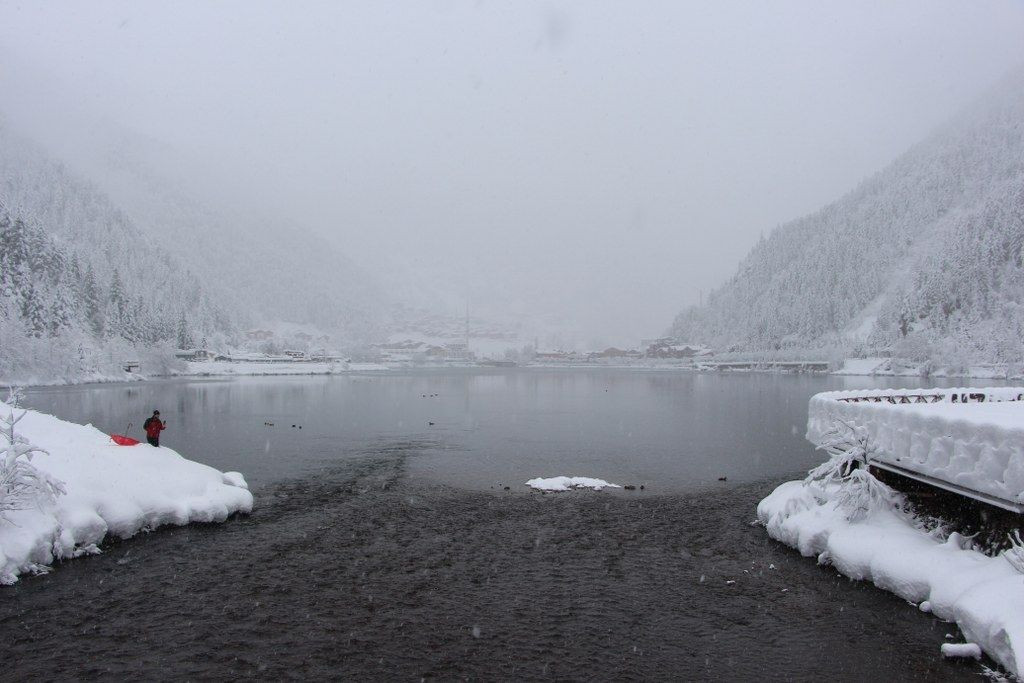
[[3, 1, 1023, 346]]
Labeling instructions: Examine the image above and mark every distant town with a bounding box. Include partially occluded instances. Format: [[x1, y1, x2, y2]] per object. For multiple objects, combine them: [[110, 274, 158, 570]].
[[172, 336, 720, 369]]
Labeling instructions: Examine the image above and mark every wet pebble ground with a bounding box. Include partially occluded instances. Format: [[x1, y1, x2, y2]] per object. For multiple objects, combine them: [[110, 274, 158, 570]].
[[1, 445, 984, 680]]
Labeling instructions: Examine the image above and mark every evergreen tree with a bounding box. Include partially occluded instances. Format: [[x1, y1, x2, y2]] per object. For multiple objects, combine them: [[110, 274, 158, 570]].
[[109, 269, 125, 317], [176, 312, 194, 349], [19, 281, 46, 338], [83, 264, 103, 336]]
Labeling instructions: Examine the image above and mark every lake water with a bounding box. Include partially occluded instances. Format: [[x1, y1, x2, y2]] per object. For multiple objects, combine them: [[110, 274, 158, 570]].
[[6, 370, 998, 679], [20, 369, 980, 493]]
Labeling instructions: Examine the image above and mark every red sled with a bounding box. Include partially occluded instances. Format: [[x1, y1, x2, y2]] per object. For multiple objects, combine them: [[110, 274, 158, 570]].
[[110, 434, 140, 446]]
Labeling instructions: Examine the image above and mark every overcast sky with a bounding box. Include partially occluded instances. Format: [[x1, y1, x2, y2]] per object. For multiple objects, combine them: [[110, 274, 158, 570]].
[[2, 1, 1024, 347]]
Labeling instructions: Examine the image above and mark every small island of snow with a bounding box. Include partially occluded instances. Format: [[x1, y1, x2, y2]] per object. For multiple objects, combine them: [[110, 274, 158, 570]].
[[525, 476, 621, 492]]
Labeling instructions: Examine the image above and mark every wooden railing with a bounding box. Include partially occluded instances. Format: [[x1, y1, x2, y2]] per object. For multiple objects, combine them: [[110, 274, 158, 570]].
[[837, 391, 1023, 404]]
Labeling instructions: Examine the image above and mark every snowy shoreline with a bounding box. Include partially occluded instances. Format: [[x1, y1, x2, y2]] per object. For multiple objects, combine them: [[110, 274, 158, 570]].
[[0, 370, 148, 389], [758, 481, 1024, 676], [170, 360, 390, 378], [0, 405, 253, 584], [0, 361, 392, 389], [760, 387, 1024, 675], [5, 358, 1024, 389]]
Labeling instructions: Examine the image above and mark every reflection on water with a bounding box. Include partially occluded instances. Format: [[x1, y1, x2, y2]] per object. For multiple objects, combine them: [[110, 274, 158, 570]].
[[23, 370, 992, 492]]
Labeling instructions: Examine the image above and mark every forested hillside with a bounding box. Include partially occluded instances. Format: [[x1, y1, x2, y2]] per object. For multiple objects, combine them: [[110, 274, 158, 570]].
[[0, 120, 387, 382], [671, 70, 1024, 366], [0, 203, 197, 380], [0, 126, 231, 335], [29, 120, 385, 344], [0, 126, 240, 380]]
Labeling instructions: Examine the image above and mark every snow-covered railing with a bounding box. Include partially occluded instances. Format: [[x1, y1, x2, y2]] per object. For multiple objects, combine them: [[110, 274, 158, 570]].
[[807, 388, 1024, 512], [833, 389, 1024, 404]]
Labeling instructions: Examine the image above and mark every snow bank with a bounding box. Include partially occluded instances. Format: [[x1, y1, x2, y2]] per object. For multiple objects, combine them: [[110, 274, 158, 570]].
[[807, 388, 1024, 507], [834, 358, 889, 375], [758, 481, 1024, 675], [0, 407, 253, 584], [0, 369, 148, 388], [347, 362, 390, 371], [941, 642, 982, 659], [831, 362, 1024, 379], [181, 360, 344, 377], [525, 476, 621, 492], [176, 360, 392, 377]]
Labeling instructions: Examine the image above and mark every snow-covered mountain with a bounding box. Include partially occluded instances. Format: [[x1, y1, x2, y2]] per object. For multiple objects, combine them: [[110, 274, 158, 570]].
[[0, 126, 236, 380], [671, 69, 1024, 365], [1, 117, 387, 341], [0, 127, 231, 332], [0, 120, 389, 381], [67, 129, 388, 344]]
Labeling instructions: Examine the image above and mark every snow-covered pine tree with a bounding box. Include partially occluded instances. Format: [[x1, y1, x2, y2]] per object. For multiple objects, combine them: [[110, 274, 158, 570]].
[[176, 312, 193, 349], [82, 263, 103, 337]]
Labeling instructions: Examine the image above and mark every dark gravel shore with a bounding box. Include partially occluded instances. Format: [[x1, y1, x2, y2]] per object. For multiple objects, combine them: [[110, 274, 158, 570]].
[[1, 442, 981, 681]]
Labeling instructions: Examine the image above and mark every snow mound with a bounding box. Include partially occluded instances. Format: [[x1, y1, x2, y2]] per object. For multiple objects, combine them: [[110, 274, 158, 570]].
[[221, 471, 249, 489], [941, 642, 982, 659], [834, 358, 888, 375], [182, 360, 343, 377], [0, 407, 253, 584], [758, 481, 1024, 675], [808, 388, 1024, 507], [525, 476, 621, 492]]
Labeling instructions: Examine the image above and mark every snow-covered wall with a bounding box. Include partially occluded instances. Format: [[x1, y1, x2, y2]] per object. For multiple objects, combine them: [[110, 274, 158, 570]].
[[807, 388, 1024, 506]]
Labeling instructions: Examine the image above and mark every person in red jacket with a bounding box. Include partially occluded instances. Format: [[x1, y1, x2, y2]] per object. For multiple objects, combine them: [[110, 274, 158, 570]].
[[143, 410, 165, 447]]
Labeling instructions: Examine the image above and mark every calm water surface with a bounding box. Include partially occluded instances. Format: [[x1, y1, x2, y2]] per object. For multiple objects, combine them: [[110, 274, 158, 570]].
[[5, 370, 999, 680], [22, 369, 982, 492]]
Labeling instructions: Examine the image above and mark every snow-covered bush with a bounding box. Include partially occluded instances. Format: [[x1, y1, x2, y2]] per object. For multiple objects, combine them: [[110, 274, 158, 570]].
[[0, 388, 65, 521], [806, 413, 872, 483], [805, 412, 903, 521], [833, 469, 902, 522], [1005, 530, 1024, 575]]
